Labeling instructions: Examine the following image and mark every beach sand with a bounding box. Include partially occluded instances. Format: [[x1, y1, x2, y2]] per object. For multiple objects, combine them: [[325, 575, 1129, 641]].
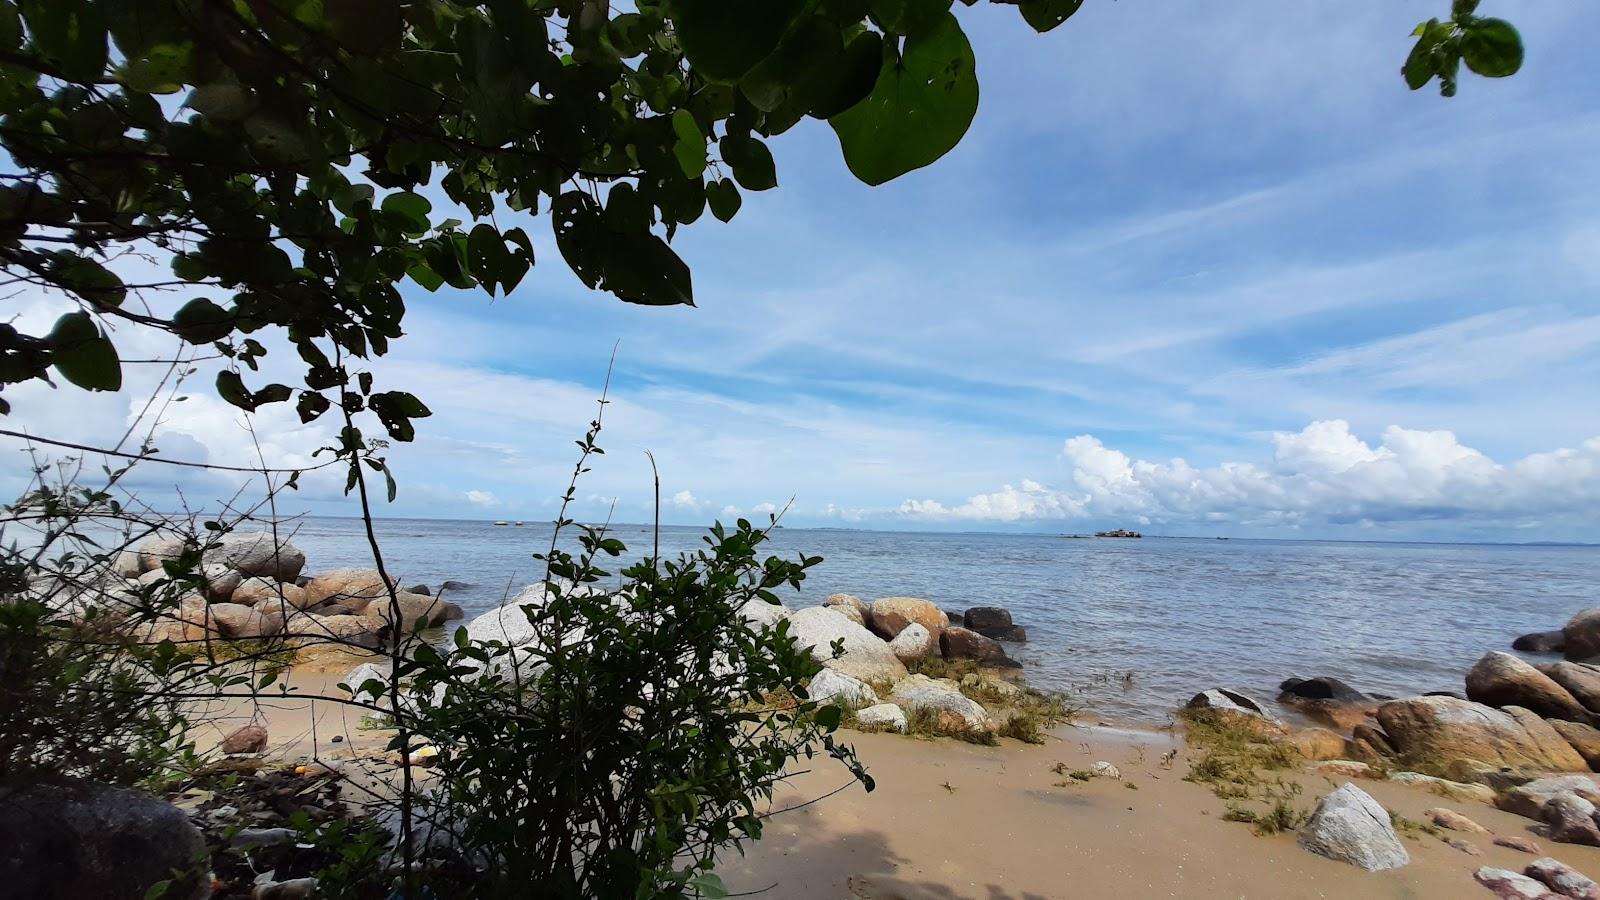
[[215, 661, 1600, 899]]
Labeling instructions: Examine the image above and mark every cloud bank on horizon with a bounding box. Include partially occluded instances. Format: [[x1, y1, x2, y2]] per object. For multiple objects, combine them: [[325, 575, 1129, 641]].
[[4, 3, 1599, 542]]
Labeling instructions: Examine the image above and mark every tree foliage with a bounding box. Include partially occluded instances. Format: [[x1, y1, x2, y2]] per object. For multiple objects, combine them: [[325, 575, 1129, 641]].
[[0, 0, 1521, 442]]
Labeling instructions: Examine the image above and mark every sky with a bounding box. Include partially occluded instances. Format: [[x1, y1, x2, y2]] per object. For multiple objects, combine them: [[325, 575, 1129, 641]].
[[6, 3, 1600, 542]]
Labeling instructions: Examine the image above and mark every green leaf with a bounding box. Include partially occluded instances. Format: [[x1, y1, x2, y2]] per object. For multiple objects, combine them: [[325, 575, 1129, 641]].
[[706, 178, 741, 222], [688, 872, 729, 899], [296, 391, 331, 423], [668, 0, 806, 83], [171, 298, 234, 344], [815, 703, 842, 730], [187, 83, 255, 121], [1461, 18, 1522, 78], [48, 312, 120, 391], [216, 370, 250, 410], [21, 0, 108, 82], [120, 42, 191, 94], [51, 254, 125, 307], [808, 30, 884, 119], [1016, 0, 1084, 33], [720, 134, 777, 191], [829, 13, 979, 186], [867, 0, 951, 35], [671, 109, 707, 179], [381, 191, 432, 234]]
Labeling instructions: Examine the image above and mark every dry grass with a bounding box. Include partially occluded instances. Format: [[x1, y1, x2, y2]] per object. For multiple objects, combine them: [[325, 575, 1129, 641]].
[[1178, 707, 1301, 799], [1389, 810, 1443, 841], [1221, 799, 1310, 836]]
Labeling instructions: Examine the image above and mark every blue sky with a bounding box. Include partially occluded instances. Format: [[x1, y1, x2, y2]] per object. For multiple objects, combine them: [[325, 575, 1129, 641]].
[[9, 2, 1600, 541]]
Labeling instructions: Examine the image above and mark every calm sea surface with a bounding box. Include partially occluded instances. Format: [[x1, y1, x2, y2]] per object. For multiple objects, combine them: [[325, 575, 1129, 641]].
[[283, 517, 1598, 725]]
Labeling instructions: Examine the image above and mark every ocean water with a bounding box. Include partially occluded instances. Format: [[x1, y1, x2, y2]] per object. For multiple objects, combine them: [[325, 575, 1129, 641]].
[[283, 517, 1599, 725]]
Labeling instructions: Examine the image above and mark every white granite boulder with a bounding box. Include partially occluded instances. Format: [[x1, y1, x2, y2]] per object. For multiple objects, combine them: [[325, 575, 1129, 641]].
[[1297, 783, 1410, 871], [786, 606, 907, 684], [890, 674, 992, 734], [809, 669, 877, 709], [856, 703, 908, 733], [888, 622, 935, 664]]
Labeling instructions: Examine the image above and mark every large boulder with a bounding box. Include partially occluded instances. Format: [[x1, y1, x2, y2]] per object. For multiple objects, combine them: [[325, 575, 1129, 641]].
[[360, 591, 463, 633], [963, 607, 1012, 630], [1467, 652, 1593, 725], [787, 606, 907, 684], [868, 597, 945, 641], [1565, 610, 1600, 662], [855, 703, 908, 733], [738, 597, 790, 629], [940, 626, 1007, 663], [1376, 696, 1589, 777], [207, 602, 286, 639], [1288, 727, 1348, 761], [205, 531, 305, 581], [231, 577, 312, 610], [887, 622, 935, 664], [1296, 783, 1410, 871], [1541, 794, 1600, 847], [304, 568, 396, 607], [1541, 663, 1600, 716], [823, 602, 866, 627], [1525, 857, 1599, 899], [1498, 775, 1600, 820], [200, 563, 243, 602], [890, 674, 992, 734], [823, 593, 869, 619], [1279, 676, 1377, 731], [1516, 631, 1569, 654], [111, 549, 144, 578], [1552, 720, 1600, 771], [809, 669, 877, 709], [0, 781, 211, 900], [283, 613, 384, 649], [1474, 867, 1565, 899], [976, 624, 1028, 643], [137, 535, 192, 572]]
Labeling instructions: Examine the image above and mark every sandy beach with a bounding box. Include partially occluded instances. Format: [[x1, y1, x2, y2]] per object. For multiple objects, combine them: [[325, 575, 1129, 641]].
[[202, 658, 1600, 900]]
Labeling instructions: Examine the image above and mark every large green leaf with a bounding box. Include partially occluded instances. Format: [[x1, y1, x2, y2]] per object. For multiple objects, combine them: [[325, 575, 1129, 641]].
[[720, 134, 777, 191], [668, 0, 806, 83], [829, 13, 979, 186], [171, 298, 234, 344], [1461, 18, 1522, 78], [1017, 0, 1085, 34], [671, 109, 707, 179], [20, 0, 107, 82], [48, 312, 121, 391]]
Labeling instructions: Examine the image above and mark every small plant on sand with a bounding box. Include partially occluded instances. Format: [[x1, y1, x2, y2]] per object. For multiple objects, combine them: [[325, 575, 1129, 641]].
[[1178, 708, 1301, 800], [905, 657, 983, 681], [940, 781, 958, 794], [998, 709, 1047, 744], [1050, 763, 1101, 786], [903, 708, 999, 746], [1389, 810, 1444, 841], [1222, 800, 1310, 836]]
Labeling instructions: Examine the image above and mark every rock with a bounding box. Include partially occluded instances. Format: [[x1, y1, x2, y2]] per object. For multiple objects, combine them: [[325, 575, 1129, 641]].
[[313, 602, 358, 617], [1427, 807, 1493, 835], [890, 674, 992, 734], [211, 602, 287, 639], [0, 780, 211, 900], [824, 602, 866, 627], [1499, 777, 1600, 820], [1476, 867, 1564, 899], [200, 563, 244, 602], [360, 591, 463, 632], [112, 549, 144, 578], [1467, 652, 1593, 725], [230, 577, 312, 610], [1279, 676, 1378, 731], [1185, 688, 1282, 733], [940, 626, 1007, 663], [976, 624, 1028, 643], [1498, 836, 1548, 854], [231, 827, 297, 849], [441, 579, 472, 591], [1296, 782, 1410, 871], [961, 672, 1023, 702], [220, 722, 268, 754], [1565, 610, 1600, 662], [464, 601, 542, 646], [138, 535, 192, 572], [1518, 631, 1570, 654], [855, 703, 908, 733], [1289, 727, 1348, 761], [1551, 720, 1600, 770], [1448, 837, 1483, 855], [304, 567, 396, 607], [1349, 722, 1396, 763], [738, 597, 791, 629], [787, 606, 907, 683], [1389, 771, 1497, 803], [1312, 760, 1376, 779], [1090, 761, 1121, 780], [1542, 794, 1600, 846], [283, 613, 384, 650], [887, 622, 935, 664], [963, 606, 1012, 630], [809, 669, 877, 709], [1541, 664, 1600, 717], [205, 531, 306, 580], [942, 609, 963, 627], [868, 597, 946, 641], [1375, 696, 1589, 777], [406, 584, 431, 596], [253, 879, 318, 900], [1526, 858, 1600, 899], [341, 661, 392, 699], [823, 593, 869, 619]]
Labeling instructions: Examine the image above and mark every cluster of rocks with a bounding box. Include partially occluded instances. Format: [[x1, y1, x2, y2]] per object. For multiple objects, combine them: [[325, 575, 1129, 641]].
[[37, 531, 465, 650], [744, 594, 1036, 738]]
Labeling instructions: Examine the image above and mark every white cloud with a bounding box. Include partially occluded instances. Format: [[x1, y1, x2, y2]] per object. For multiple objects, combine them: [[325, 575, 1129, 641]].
[[671, 490, 701, 511], [464, 490, 497, 507], [751, 502, 779, 515], [900, 421, 1600, 529]]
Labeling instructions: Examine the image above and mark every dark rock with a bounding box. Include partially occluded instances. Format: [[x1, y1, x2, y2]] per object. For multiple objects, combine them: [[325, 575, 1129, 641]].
[[976, 624, 1027, 643], [0, 780, 210, 900], [983, 655, 1024, 671], [1280, 676, 1372, 704], [1187, 688, 1273, 718], [1518, 631, 1569, 654], [942, 609, 963, 626], [220, 723, 268, 755], [440, 580, 472, 591], [294, 575, 311, 587], [1279, 676, 1378, 730], [406, 583, 431, 596], [963, 607, 1013, 630], [940, 626, 1006, 662], [1542, 794, 1600, 847]]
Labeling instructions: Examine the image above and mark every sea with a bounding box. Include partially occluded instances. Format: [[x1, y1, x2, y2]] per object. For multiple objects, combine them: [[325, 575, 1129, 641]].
[[283, 517, 1599, 726]]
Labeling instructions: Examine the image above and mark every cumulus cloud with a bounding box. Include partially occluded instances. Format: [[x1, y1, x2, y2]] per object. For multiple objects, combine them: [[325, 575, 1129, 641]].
[[671, 490, 701, 511], [899, 421, 1600, 528], [464, 490, 497, 507]]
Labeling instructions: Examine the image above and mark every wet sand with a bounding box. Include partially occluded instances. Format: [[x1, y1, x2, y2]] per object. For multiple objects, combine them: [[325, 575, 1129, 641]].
[[218, 659, 1600, 899]]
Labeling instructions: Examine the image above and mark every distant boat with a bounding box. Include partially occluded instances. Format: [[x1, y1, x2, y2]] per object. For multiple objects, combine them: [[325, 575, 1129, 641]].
[[493, 521, 510, 526], [1094, 529, 1142, 539], [513, 521, 524, 526]]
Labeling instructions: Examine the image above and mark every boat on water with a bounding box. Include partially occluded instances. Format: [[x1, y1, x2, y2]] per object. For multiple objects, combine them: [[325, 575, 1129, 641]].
[[493, 521, 510, 526], [1094, 529, 1143, 539]]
